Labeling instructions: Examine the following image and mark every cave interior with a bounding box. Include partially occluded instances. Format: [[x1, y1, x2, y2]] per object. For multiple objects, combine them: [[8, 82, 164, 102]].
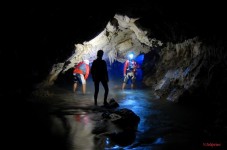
[[1, 1, 227, 150]]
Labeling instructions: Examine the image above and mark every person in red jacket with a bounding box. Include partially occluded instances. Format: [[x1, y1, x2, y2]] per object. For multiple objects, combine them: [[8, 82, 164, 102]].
[[73, 59, 90, 94], [122, 54, 138, 90]]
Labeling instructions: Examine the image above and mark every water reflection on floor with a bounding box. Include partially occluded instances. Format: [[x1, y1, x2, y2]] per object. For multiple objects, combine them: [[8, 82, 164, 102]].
[[29, 85, 203, 150]]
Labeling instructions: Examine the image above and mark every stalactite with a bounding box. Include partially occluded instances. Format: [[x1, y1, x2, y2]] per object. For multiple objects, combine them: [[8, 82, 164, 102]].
[[38, 14, 162, 88]]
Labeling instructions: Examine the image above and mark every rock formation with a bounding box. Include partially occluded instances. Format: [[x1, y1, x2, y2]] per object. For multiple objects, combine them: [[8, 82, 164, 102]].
[[39, 14, 162, 87]]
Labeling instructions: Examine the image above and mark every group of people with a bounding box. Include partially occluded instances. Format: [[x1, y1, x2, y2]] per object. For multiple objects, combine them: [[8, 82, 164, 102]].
[[73, 50, 138, 106]]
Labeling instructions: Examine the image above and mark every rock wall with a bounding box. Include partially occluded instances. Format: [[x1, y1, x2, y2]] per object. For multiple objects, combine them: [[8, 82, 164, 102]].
[[143, 37, 227, 102]]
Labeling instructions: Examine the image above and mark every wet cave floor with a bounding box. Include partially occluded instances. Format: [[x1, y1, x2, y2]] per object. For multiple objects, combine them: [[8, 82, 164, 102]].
[[14, 79, 226, 150]]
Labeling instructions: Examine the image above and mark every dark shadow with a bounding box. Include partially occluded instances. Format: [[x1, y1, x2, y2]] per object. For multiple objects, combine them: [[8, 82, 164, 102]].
[[91, 50, 109, 105]]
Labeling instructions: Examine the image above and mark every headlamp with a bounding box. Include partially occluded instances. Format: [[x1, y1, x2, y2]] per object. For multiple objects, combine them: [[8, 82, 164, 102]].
[[128, 53, 134, 59]]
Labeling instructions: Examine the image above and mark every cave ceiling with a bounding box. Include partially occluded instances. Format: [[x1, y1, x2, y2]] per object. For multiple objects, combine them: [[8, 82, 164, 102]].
[[1, 1, 226, 89]]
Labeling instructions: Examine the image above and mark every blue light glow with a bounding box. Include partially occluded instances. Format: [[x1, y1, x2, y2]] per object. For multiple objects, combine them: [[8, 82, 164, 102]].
[[111, 145, 120, 149], [135, 54, 144, 64], [128, 53, 134, 59], [153, 137, 165, 144], [106, 137, 110, 145]]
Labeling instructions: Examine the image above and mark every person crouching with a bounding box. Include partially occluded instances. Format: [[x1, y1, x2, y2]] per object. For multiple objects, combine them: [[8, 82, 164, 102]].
[[73, 59, 90, 94]]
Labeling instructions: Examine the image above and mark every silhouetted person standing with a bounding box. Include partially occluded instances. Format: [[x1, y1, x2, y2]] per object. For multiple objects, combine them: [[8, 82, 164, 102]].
[[91, 50, 109, 106]]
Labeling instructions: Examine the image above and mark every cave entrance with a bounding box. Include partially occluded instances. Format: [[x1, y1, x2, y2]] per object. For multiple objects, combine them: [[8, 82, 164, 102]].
[[42, 14, 162, 90]]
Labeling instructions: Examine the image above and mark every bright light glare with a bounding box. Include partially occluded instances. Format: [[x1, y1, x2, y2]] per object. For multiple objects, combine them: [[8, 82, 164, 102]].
[[128, 53, 133, 59]]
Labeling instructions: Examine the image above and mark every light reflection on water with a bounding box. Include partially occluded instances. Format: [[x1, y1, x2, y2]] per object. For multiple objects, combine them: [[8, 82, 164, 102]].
[[33, 86, 201, 150], [69, 114, 95, 150], [119, 89, 160, 133], [153, 137, 165, 144]]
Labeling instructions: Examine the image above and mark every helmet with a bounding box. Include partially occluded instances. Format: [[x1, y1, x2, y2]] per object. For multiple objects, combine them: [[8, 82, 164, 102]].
[[84, 59, 89, 65]]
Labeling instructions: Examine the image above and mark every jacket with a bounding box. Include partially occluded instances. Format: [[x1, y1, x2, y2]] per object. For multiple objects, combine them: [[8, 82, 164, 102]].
[[123, 59, 137, 75], [73, 62, 90, 79]]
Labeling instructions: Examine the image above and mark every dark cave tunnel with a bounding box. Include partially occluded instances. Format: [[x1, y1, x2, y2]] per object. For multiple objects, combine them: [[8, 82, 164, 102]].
[[1, 2, 227, 150]]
